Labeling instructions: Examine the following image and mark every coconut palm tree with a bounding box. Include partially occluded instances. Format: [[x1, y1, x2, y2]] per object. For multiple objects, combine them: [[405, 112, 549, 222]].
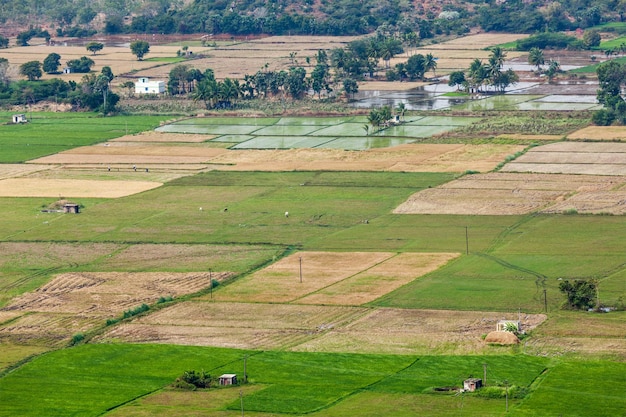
[[424, 53, 438, 79], [528, 47, 545, 71]]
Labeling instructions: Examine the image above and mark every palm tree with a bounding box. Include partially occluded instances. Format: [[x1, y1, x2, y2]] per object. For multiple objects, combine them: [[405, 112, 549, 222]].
[[528, 47, 545, 72], [468, 58, 486, 93], [424, 53, 438, 79], [396, 102, 406, 121]]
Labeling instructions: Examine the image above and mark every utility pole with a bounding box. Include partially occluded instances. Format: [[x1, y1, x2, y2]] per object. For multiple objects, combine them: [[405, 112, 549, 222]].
[[299, 256, 302, 283], [483, 363, 487, 386], [209, 269, 213, 299], [240, 390, 244, 417], [543, 288, 548, 313], [243, 354, 248, 384], [465, 226, 469, 255]]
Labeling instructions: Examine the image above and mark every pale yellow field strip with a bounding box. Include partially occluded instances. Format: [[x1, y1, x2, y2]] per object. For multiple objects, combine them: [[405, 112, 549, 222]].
[[502, 163, 626, 176], [0, 164, 52, 180], [0, 178, 162, 198], [97, 301, 368, 349], [425, 33, 529, 50], [110, 132, 216, 143], [567, 126, 626, 141], [292, 308, 546, 355], [298, 252, 460, 306], [211, 144, 523, 173], [395, 172, 626, 215], [215, 251, 394, 303]]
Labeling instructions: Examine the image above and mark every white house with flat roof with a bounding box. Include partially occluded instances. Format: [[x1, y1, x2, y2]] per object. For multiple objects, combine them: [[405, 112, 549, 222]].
[[135, 77, 165, 94]]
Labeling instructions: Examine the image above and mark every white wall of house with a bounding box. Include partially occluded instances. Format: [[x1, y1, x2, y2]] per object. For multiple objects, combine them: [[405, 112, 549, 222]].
[[135, 77, 165, 94]]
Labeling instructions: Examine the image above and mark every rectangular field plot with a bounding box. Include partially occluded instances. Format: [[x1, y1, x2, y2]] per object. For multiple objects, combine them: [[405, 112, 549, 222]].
[[408, 116, 478, 126], [452, 95, 542, 111], [210, 134, 254, 143], [215, 251, 394, 303], [298, 252, 459, 306], [515, 101, 601, 111], [100, 301, 368, 349], [321, 137, 417, 150], [251, 124, 326, 136], [380, 124, 458, 137], [156, 124, 263, 135], [170, 117, 279, 126], [293, 308, 546, 355], [275, 116, 355, 125], [232, 136, 334, 149], [310, 123, 370, 137]]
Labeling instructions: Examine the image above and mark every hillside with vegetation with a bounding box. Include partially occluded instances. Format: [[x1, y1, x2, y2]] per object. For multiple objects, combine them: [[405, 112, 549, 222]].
[[0, 0, 623, 38]]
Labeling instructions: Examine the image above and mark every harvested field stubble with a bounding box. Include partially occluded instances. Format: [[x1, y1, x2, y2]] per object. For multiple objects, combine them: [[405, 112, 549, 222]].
[[395, 173, 626, 215], [0, 178, 162, 198]]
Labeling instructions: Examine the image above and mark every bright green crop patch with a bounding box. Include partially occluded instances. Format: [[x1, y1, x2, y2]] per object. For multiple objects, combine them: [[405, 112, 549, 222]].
[[511, 361, 626, 417], [0, 114, 170, 163]]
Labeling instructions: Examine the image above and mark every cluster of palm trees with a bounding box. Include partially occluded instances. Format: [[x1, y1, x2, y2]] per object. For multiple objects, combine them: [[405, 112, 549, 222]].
[[527, 47, 562, 80], [449, 47, 519, 94]]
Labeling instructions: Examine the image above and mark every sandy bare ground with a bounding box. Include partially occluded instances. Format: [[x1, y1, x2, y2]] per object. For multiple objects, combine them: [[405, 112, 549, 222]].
[[297, 252, 460, 306], [211, 144, 524, 172], [394, 173, 626, 215], [214, 251, 394, 303], [0, 178, 162, 198], [567, 126, 626, 141]]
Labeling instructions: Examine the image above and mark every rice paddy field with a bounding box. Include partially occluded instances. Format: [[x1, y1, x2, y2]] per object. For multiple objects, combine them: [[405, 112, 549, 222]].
[[0, 33, 625, 417]]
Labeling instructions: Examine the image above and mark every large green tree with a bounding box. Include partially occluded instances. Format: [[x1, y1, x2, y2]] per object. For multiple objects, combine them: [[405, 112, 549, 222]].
[[130, 40, 150, 60], [86, 42, 104, 55], [43, 53, 62, 74], [20, 61, 43, 81]]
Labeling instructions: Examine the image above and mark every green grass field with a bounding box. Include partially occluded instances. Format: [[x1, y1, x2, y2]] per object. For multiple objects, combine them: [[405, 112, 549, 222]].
[[0, 344, 623, 417], [0, 113, 170, 163]]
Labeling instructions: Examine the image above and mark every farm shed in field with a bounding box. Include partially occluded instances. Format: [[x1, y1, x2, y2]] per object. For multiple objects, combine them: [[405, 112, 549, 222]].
[[218, 374, 237, 386], [135, 77, 165, 94], [12, 114, 27, 123], [463, 378, 482, 392], [497, 320, 521, 332], [63, 203, 80, 214], [63, 67, 73, 74]]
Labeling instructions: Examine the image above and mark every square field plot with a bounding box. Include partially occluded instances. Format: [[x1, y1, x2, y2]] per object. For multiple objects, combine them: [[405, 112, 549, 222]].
[[408, 116, 478, 126], [321, 137, 417, 150], [156, 124, 264, 135], [381, 124, 458, 138], [452, 95, 542, 111], [275, 117, 356, 126], [172, 117, 279, 126]]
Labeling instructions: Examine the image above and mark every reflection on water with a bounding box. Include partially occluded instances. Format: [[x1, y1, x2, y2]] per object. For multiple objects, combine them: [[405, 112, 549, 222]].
[[350, 84, 469, 110]]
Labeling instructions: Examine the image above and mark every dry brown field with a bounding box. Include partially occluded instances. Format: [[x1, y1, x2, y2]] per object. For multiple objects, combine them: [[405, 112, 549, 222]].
[[502, 142, 626, 176], [394, 172, 626, 215], [95, 301, 547, 354], [214, 251, 394, 303], [97, 301, 368, 349], [0, 271, 229, 345], [567, 126, 626, 141], [298, 252, 459, 306], [0, 164, 51, 180], [210, 144, 524, 172], [0, 178, 162, 198]]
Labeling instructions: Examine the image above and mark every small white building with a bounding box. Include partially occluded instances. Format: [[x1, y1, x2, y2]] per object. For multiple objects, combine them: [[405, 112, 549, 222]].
[[497, 320, 521, 333], [12, 114, 27, 124], [135, 77, 166, 94]]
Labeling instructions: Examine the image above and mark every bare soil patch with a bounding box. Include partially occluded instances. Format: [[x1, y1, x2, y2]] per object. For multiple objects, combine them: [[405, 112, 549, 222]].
[[211, 144, 523, 173], [214, 251, 394, 303], [298, 252, 460, 306], [97, 301, 367, 349], [292, 308, 546, 355], [395, 172, 626, 215], [0, 178, 162, 198]]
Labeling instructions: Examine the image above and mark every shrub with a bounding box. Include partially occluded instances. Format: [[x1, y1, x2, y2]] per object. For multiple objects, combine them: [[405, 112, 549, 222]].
[[70, 333, 85, 346], [123, 303, 150, 319], [157, 296, 173, 304], [592, 109, 615, 126], [174, 370, 212, 389]]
